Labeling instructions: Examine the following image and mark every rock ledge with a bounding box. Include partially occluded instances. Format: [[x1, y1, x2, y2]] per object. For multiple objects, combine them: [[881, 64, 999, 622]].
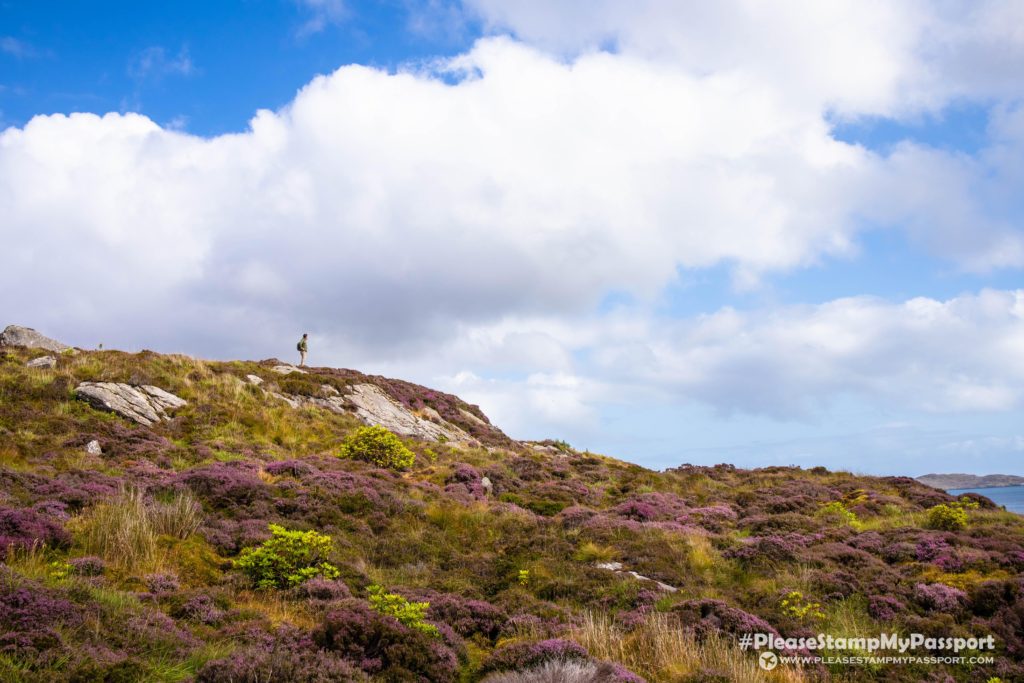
[[76, 382, 187, 426]]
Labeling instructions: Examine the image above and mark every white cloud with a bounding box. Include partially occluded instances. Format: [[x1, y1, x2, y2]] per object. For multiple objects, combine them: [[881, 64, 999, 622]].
[[128, 46, 195, 80], [464, 0, 1024, 117], [1, 36, 37, 59], [0, 37, 876, 352], [295, 0, 349, 37], [2, 3, 1024, 451], [350, 290, 1024, 431]]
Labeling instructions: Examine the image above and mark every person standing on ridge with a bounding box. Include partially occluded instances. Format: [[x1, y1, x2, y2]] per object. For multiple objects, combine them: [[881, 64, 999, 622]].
[[297, 333, 308, 367]]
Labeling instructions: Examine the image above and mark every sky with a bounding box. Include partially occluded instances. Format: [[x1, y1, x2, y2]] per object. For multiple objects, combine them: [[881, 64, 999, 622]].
[[2, 1, 1023, 477]]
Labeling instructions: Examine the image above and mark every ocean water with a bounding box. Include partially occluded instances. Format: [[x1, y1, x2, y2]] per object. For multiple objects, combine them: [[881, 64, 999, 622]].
[[947, 486, 1024, 514]]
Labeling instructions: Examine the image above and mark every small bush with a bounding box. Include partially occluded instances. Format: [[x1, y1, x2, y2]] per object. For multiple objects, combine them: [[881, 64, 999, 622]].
[[340, 425, 415, 469], [315, 599, 458, 681], [483, 659, 645, 683], [197, 629, 367, 682], [914, 582, 966, 612], [926, 504, 968, 531], [0, 506, 71, 559], [235, 524, 340, 589], [817, 501, 859, 527], [780, 591, 825, 621], [481, 639, 589, 676], [368, 584, 439, 637]]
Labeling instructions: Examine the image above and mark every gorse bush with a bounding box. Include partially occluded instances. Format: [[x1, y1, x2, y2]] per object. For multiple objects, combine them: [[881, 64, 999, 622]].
[[926, 503, 968, 531], [340, 425, 415, 469], [367, 584, 439, 637], [235, 524, 340, 589]]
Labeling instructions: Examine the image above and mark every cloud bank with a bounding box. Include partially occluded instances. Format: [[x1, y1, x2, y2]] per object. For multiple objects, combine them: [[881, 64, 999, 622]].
[[2, 1, 1023, 451]]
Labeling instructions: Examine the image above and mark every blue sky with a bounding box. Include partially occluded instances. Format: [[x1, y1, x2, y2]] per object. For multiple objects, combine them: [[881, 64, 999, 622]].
[[2, 1, 1023, 477]]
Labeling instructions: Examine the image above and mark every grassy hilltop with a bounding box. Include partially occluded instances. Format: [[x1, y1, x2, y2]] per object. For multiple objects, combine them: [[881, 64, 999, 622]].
[[2, 344, 1024, 682]]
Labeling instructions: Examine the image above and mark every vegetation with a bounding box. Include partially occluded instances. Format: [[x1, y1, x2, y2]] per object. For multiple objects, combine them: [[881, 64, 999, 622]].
[[340, 424, 416, 469], [1, 344, 1023, 681], [235, 524, 340, 589], [367, 584, 439, 637], [925, 502, 969, 531]]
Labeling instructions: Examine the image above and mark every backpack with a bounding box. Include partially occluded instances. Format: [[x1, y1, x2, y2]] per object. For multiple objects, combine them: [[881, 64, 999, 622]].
[[296, 341, 302, 351]]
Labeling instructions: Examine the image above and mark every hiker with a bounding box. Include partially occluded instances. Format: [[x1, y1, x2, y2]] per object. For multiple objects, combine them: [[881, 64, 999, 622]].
[[297, 333, 308, 367]]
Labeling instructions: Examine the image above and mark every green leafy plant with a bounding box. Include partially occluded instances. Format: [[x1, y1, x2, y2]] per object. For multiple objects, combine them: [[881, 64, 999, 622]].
[[518, 569, 530, 586], [235, 524, 340, 589], [367, 584, 439, 637], [780, 591, 825, 621], [925, 503, 968, 531], [48, 560, 72, 580], [817, 501, 860, 528], [340, 425, 415, 469]]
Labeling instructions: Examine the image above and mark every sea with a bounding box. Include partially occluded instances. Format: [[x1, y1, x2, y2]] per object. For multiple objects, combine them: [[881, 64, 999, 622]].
[[947, 486, 1024, 514]]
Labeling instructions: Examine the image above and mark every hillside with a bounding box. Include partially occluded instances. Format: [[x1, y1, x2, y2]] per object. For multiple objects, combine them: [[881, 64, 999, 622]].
[[2, 330, 1024, 682], [917, 474, 1024, 491]]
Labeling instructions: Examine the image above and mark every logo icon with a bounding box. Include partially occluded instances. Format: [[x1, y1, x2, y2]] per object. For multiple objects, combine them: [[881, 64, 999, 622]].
[[759, 651, 779, 671]]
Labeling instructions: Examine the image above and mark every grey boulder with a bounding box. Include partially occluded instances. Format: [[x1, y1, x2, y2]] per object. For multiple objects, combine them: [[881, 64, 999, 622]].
[[76, 382, 187, 426], [1, 325, 70, 353], [26, 355, 57, 369]]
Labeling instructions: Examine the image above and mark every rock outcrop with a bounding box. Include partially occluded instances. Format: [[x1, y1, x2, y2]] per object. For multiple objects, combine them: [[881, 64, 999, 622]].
[[275, 382, 469, 443], [1, 325, 70, 353], [271, 365, 306, 375], [26, 356, 57, 369], [75, 382, 187, 426], [595, 562, 678, 593]]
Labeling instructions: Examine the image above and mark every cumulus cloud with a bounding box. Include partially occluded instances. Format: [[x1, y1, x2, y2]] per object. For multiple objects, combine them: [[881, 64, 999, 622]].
[[590, 289, 1024, 418], [2, 2, 1023, 448], [377, 289, 1023, 429], [0, 36, 873, 353], [465, 0, 1024, 116]]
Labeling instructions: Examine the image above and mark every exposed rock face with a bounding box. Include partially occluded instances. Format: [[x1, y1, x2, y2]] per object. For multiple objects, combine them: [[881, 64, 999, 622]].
[[76, 382, 187, 426], [595, 562, 678, 593], [1, 325, 69, 353], [274, 382, 468, 443], [26, 356, 57, 369], [271, 365, 306, 375], [245, 375, 264, 386]]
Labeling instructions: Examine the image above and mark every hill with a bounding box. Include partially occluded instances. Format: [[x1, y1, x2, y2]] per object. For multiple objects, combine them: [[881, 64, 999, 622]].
[[917, 473, 1024, 490], [2, 330, 1024, 682]]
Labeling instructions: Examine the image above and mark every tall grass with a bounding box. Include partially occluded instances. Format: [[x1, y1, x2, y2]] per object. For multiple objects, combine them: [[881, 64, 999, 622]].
[[569, 612, 806, 683], [78, 487, 202, 573], [149, 490, 203, 539]]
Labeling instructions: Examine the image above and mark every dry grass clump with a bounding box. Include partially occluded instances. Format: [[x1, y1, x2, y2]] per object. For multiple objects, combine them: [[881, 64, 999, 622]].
[[77, 487, 202, 572], [569, 612, 806, 683]]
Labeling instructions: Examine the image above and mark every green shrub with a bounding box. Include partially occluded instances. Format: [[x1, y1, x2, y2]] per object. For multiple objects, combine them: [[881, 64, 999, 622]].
[[780, 591, 825, 621], [925, 503, 968, 531], [367, 584, 439, 637], [817, 501, 859, 527], [340, 425, 415, 469], [235, 524, 340, 589]]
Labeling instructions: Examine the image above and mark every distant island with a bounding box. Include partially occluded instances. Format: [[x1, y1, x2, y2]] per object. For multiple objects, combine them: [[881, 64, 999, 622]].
[[918, 473, 1024, 490]]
